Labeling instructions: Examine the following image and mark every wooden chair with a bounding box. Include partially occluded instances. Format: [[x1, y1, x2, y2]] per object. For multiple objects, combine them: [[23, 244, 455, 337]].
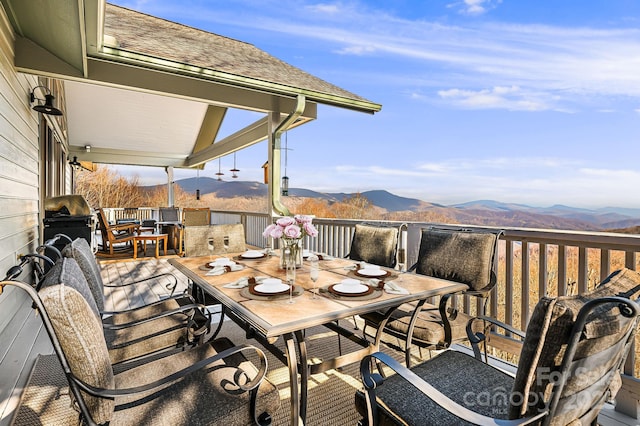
[[361, 227, 502, 366], [96, 208, 140, 257], [357, 267, 640, 425]]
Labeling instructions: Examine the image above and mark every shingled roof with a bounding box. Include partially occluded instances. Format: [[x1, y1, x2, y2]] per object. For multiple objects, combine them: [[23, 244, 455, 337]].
[[104, 3, 380, 113]]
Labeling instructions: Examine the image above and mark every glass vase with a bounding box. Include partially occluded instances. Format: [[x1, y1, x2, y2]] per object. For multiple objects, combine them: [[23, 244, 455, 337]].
[[280, 238, 303, 269]]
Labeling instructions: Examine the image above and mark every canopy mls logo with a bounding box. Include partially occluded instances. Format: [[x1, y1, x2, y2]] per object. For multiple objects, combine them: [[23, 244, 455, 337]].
[[462, 366, 599, 414]]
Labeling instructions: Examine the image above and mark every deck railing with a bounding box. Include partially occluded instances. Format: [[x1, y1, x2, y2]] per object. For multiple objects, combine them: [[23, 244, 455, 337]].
[[101, 207, 640, 417]]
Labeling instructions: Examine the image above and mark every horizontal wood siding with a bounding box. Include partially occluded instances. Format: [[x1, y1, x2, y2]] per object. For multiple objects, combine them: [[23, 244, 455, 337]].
[[0, 5, 48, 425]]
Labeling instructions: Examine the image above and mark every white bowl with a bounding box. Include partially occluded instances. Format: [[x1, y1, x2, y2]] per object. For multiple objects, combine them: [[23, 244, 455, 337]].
[[358, 268, 387, 277], [210, 257, 233, 266], [241, 250, 263, 258], [256, 278, 289, 293], [341, 278, 361, 287]]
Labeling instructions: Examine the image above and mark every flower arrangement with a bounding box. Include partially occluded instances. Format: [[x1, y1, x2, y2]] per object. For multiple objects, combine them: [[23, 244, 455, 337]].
[[263, 215, 318, 240], [263, 215, 318, 268]]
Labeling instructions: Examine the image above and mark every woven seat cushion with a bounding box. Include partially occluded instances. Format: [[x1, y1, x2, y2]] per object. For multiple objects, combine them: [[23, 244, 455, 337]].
[[510, 268, 640, 424], [42, 257, 191, 364], [40, 284, 115, 425], [416, 229, 497, 291], [62, 237, 183, 316], [355, 350, 513, 425], [111, 338, 280, 426], [362, 302, 472, 347], [349, 224, 398, 268]]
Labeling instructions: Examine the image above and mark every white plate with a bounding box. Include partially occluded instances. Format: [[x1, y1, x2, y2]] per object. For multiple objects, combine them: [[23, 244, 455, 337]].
[[241, 250, 264, 258], [210, 257, 233, 266], [333, 282, 369, 294], [358, 268, 387, 277], [254, 282, 290, 293], [302, 250, 311, 258]]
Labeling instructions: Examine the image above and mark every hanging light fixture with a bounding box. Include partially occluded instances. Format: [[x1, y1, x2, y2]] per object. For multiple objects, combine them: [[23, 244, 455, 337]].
[[230, 152, 240, 178], [215, 158, 224, 181], [30, 86, 63, 116], [196, 169, 201, 200], [282, 132, 289, 196]]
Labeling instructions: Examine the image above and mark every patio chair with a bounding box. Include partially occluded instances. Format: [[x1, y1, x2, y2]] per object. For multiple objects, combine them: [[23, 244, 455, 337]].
[[41, 256, 209, 365], [357, 267, 640, 426], [183, 223, 246, 257], [96, 208, 140, 257], [361, 227, 502, 366], [182, 207, 211, 226], [347, 223, 403, 268], [1, 278, 280, 426], [60, 237, 211, 344]]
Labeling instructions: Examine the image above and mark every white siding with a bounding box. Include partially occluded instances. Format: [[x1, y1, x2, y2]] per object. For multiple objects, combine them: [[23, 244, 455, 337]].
[[0, 6, 54, 425]]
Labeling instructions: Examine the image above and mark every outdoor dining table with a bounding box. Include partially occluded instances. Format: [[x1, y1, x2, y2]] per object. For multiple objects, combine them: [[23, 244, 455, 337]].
[[169, 252, 467, 426]]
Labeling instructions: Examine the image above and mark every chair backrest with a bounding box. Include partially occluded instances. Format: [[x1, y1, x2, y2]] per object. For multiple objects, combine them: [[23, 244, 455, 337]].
[[348, 223, 400, 268], [413, 228, 501, 293], [182, 207, 211, 226], [96, 208, 112, 243], [510, 268, 640, 425], [183, 224, 246, 257], [61, 237, 106, 311], [40, 283, 115, 425], [40, 256, 102, 318], [159, 207, 180, 222]]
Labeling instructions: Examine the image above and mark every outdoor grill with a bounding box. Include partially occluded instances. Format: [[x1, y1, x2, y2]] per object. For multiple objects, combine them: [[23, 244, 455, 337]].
[[43, 195, 93, 254]]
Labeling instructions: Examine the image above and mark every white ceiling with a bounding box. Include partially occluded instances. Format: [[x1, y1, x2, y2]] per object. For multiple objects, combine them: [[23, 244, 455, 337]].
[[65, 81, 208, 156]]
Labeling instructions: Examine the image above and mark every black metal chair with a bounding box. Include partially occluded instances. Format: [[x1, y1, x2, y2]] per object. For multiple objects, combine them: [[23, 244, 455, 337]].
[[357, 267, 640, 425], [347, 223, 404, 269], [361, 227, 502, 366], [1, 277, 279, 426]]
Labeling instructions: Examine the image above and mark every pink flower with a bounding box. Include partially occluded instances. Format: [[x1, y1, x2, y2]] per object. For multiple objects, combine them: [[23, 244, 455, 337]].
[[262, 223, 277, 238], [303, 222, 318, 237], [276, 217, 296, 227], [295, 214, 312, 224], [283, 224, 302, 239], [269, 226, 283, 239]]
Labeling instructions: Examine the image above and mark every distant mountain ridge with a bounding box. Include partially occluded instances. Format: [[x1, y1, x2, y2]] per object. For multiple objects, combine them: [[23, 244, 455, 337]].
[[142, 177, 640, 231]]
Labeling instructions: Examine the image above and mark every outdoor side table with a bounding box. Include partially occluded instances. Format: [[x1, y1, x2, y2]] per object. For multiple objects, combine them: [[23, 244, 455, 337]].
[[133, 233, 168, 259]]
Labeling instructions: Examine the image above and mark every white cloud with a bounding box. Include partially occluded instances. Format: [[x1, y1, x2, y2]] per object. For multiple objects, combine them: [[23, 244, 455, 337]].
[[437, 86, 549, 110]]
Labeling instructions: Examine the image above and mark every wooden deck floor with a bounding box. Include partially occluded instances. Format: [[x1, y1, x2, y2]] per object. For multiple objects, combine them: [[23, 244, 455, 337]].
[[1, 257, 638, 425]]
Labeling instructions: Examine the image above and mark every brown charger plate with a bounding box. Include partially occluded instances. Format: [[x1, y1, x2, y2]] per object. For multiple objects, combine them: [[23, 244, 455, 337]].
[[329, 283, 374, 297], [249, 283, 291, 296], [354, 269, 391, 279]]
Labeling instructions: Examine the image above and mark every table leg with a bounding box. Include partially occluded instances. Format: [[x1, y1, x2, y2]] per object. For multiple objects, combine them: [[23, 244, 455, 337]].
[[154, 237, 159, 258], [282, 331, 310, 426], [284, 333, 301, 426], [133, 239, 138, 259], [295, 330, 309, 423]]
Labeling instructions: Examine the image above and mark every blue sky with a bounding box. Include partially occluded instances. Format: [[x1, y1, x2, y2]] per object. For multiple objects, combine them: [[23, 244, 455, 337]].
[[110, 0, 640, 209]]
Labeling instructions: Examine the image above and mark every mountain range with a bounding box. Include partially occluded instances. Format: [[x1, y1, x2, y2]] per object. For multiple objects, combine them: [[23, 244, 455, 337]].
[[148, 177, 640, 231]]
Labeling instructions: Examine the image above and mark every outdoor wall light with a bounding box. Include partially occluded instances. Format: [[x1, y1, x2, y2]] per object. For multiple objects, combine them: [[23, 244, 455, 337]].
[[30, 86, 63, 116], [69, 156, 81, 168]]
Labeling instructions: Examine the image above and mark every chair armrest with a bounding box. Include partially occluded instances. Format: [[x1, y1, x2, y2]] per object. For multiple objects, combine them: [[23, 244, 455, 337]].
[[71, 343, 268, 398], [101, 303, 206, 330], [103, 272, 179, 294], [466, 316, 526, 362], [360, 352, 547, 426], [100, 294, 195, 316]]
